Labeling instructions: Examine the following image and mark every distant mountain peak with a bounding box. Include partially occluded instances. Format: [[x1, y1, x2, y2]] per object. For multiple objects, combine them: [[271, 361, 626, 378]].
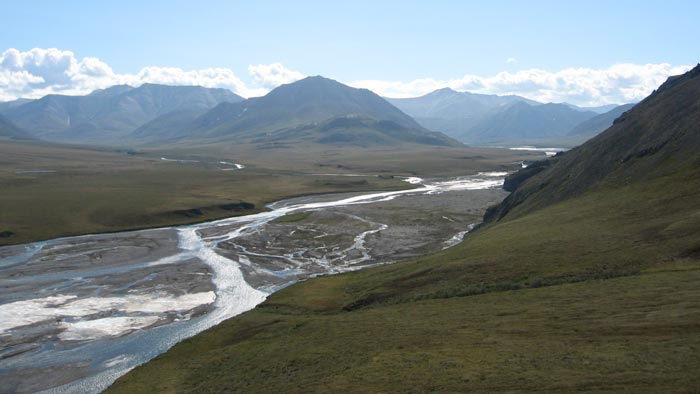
[[302, 75, 333, 81], [89, 84, 134, 96], [434, 87, 460, 94], [263, 75, 354, 99], [287, 75, 341, 87], [279, 75, 391, 96]]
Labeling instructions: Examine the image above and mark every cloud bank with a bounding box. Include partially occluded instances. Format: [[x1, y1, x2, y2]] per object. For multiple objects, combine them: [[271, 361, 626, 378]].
[[350, 63, 692, 106], [248, 62, 305, 89], [0, 48, 691, 106], [0, 48, 266, 101]]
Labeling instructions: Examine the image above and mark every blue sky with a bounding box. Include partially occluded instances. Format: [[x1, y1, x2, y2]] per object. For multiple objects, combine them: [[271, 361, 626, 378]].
[[1, 1, 698, 104]]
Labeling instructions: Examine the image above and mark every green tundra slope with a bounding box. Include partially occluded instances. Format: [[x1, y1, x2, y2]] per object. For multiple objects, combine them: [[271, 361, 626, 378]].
[[108, 66, 700, 393]]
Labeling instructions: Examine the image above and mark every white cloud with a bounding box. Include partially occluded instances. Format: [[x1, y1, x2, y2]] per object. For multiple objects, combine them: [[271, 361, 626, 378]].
[[506, 57, 517, 64], [132, 66, 257, 95], [0, 47, 271, 100], [351, 63, 692, 106], [248, 63, 305, 89], [0, 48, 692, 106]]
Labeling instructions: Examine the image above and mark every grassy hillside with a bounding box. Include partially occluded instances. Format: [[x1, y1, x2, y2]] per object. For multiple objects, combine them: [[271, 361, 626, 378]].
[[108, 67, 700, 393]]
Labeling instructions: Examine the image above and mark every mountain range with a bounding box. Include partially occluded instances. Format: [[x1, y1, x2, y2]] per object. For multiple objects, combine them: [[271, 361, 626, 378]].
[[464, 101, 596, 142], [135, 76, 456, 146], [386, 87, 539, 119], [0, 84, 243, 143], [1, 77, 458, 148], [1, 78, 632, 148], [389, 88, 632, 145]]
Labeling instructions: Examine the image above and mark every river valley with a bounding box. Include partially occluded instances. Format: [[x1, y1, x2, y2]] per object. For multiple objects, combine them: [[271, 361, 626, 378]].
[[0, 172, 508, 393]]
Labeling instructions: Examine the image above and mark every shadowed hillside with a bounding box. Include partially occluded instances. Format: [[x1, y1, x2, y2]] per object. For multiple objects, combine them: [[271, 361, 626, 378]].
[[0, 114, 33, 140]]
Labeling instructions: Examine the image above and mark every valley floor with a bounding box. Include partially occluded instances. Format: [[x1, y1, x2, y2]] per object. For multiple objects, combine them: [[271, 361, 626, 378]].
[[0, 141, 537, 246]]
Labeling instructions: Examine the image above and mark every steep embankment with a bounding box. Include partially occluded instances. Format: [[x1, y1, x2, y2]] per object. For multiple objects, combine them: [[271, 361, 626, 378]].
[[108, 66, 700, 394]]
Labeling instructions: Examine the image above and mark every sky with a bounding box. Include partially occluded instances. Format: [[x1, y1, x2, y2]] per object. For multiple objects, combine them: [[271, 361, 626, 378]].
[[1, 0, 698, 105]]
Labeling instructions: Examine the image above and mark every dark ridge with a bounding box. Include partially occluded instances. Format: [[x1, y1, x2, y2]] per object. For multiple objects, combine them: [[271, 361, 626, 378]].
[[219, 202, 255, 211], [173, 209, 204, 218], [0, 231, 15, 238], [0, 114, 35, 140]]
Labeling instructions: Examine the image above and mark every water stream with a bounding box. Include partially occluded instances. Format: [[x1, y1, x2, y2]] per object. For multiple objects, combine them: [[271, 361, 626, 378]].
[[0, 172, 507, 393]]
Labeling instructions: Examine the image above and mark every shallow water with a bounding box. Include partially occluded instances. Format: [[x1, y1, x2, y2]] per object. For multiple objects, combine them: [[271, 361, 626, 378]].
[[508, 146, 567, 157]]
